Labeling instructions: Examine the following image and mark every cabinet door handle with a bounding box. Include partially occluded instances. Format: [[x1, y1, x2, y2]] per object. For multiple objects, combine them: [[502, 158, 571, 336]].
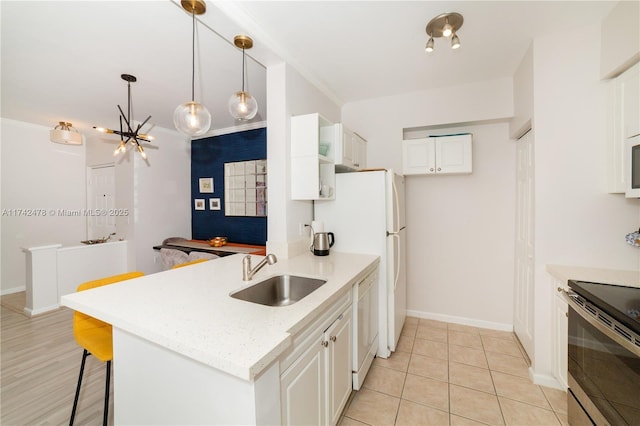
[[429, 168, 434, 172], [321, 340, 329, 347], [437, 167, 441, 171], [330, 335, 337, 342]]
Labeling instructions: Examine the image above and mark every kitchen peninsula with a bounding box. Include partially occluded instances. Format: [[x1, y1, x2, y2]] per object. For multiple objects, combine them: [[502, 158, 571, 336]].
[[61, 251, 379, 424]]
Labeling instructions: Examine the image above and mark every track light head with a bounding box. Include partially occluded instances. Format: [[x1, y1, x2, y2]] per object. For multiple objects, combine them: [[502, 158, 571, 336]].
[[425, 36, 435, 52], [451, 33, 461, 49]]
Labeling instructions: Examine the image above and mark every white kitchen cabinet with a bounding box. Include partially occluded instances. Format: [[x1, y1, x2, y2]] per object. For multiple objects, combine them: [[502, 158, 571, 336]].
[[402, 134, 472, 175], [551, 277, 568, 389], [607, 62, 640, 193], [279, 288, 353, 425], [291, 113, 336, 200], [334, 124, 367, 172], [326, 306, 352, 425], [280, 335, 325, 425]]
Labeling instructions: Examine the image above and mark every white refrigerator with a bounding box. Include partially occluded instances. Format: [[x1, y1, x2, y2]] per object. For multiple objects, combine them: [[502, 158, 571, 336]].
[[314, 169, 407, 358]]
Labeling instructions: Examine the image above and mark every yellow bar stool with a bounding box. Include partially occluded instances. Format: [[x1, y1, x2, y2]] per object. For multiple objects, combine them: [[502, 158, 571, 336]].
[[69, 271, 144, 426]]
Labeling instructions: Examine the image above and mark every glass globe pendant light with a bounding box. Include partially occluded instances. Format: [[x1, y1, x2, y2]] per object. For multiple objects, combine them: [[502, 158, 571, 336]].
[[174, 0, 211, 137], [228, 35, 258, 121]]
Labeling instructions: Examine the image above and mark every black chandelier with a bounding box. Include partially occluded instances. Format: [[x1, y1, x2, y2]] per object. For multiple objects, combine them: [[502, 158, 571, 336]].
[[94, 74, 154, 159]]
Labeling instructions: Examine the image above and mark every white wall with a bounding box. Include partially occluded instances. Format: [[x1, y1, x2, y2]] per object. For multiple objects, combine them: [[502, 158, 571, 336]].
[[600, 0, 640, 79], [266, 62, 341, 258], [406, 123, 516, 327], [1, 118, 86, 294], [510, 43, 533, 139], [532, 23, 640, 380], [343, 77, 513, 173], [130, 127, 192, 275], [0, 118, 191, 295], [86, 126, 191, 275], [342, 79, 516, 328]]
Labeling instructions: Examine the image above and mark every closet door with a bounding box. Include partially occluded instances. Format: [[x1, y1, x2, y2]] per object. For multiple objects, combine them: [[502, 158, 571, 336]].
[[514, 130, 535, 360]]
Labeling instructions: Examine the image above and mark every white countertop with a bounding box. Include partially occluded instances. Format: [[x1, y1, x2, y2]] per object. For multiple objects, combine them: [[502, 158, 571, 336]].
[[61, 251, 379, 381], [547, 264, 640, 288]]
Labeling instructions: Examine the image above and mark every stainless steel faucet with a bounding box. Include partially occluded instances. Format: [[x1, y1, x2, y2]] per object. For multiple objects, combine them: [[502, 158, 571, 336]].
[[242, 253, 277, 281]]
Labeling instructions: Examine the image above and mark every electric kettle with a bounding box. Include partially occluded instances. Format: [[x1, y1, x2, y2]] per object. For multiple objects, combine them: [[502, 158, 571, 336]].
[[311, 231, 335, 256]]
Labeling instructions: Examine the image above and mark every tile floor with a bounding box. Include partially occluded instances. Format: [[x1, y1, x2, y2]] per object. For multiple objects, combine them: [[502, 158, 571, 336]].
[[340, 317, 567, 425]]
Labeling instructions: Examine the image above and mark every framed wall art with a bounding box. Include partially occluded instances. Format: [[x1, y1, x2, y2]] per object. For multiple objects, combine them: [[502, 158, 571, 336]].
[[199, 177, 214, 193], [209, 198, 221, 210]]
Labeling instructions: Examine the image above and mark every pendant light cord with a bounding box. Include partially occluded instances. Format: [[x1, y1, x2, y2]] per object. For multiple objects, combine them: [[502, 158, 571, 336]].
[[191, 9, 196, 102], [241, 47, 246, 92], [127, 81, 131, 124]]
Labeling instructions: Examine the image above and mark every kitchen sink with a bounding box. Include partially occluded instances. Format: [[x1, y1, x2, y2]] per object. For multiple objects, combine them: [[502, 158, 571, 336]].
[[230, 274, 327, 307]]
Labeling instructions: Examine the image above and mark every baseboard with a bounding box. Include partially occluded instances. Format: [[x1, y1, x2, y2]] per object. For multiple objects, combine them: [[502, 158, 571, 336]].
[[1, 286, 26, 296], [530, 368, 566, 390], [406, 309, 513, 332], [23, 304, 59, 317]]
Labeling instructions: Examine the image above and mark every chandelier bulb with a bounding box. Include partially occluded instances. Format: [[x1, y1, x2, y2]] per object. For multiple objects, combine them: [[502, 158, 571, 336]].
[[136, 143, 147, 160], [113, 141, 126, 156]]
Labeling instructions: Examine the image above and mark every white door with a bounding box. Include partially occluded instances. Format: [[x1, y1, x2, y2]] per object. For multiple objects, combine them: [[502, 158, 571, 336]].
[[87, 165, 116, 239], [514, 130, 535, 359]]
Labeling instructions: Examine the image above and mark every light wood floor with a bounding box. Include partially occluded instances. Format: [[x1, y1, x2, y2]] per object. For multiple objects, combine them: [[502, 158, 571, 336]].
[[1, 293, 114, 426]]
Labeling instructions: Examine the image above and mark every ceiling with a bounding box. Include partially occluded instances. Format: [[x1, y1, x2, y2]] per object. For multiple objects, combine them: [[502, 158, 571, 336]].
[[0, 0, 268, 137], [1, 1, 617, 139]]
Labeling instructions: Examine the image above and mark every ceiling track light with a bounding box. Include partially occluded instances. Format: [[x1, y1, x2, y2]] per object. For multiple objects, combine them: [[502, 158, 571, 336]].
[[94, 74, 154, 160], [174, 0, 211, 137], [229, 35, 258, 121], [424, 12, 464, 52]]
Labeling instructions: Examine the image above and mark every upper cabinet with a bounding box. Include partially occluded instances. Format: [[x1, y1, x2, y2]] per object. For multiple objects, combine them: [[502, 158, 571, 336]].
[[291, 113, 336, 200], [402, 134, 472, 175], [334, 124, 367, 172], [606, 62, 640, 193]]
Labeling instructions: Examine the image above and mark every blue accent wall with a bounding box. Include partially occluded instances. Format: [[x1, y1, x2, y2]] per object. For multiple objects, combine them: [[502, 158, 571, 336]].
[[191, 128, 267, 245]]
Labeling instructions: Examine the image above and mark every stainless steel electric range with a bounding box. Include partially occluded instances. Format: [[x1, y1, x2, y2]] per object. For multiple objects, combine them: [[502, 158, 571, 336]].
[[560, 280, 640, 425]]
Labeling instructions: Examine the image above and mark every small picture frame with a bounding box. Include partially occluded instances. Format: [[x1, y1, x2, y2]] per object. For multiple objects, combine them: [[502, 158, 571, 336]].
[[199, 177, 214, 193], [209, 198, 221, 211], [194, 199, 205, 210]]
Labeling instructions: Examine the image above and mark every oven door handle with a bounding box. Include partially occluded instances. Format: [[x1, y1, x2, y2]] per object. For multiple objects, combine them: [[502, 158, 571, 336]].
[[558, 287, 640, 357]]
